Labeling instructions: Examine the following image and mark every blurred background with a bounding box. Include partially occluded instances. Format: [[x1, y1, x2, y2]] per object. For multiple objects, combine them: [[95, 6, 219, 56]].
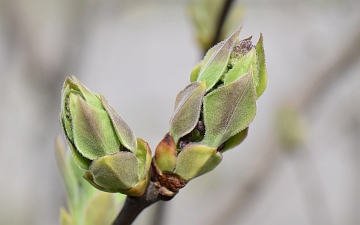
[[1, 0, 360, 224]]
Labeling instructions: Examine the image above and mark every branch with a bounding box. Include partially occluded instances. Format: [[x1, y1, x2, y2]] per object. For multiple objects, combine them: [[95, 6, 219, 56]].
[[208, 0, 235, 52], [112, 182, 161, 225]]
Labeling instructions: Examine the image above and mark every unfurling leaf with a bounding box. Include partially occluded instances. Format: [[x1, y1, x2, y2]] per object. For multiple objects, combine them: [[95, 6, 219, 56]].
[[201, 72, 256, 148], [170, 81, 206, 144]]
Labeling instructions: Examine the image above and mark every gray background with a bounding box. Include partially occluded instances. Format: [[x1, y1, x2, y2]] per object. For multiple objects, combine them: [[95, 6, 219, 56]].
[[0, 0, 359, 224]]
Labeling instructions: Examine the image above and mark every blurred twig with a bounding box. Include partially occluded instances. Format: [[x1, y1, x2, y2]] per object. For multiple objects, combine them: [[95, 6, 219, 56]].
[[293, 19, 360, 112], [350, 111, 360, 224], [288, 148, 333, 225], [208, 139, 280, 225], [209, 15, 360, 225], [112, 182, 161, 225], [209, 0, 235, 53]]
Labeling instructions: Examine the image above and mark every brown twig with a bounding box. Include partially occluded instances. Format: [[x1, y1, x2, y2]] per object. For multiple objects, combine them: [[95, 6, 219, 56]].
[[112, 182, 161, 225], [208, 0, 235, 52]]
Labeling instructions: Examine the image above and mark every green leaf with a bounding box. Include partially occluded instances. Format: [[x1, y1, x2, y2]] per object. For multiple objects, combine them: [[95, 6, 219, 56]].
[[61, 84, 74, 142], [220, 127, 248, 152], [60, 207, 74, 225], [68, 153, 99, 211], [174, 144, 222, 181], [255, 33, 267, 98], [190, 61, 203, 82], [89, 152, 139, 191], [170, 81, 206, 144], [135, 138, 152, 181], [83, 192, 117, 225], [223, 48, 258, 86], [55, 136, 79, 207], [59, 118, 91, 169], [154, 133, 178, 172], [70, 94, 120, 160], [201, 72, 256, 148], [83, 171, 119, 193], [196, 26, 242, 91], [71, 76, 103, 109], [100, 94, 137, 153]]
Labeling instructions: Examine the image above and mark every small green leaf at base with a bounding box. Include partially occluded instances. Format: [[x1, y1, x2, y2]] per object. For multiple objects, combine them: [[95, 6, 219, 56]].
[[83, 192, 118, 225], [174, 144, 222, 181], [155, 133, 178, 172], [89, 152, 139, 191]]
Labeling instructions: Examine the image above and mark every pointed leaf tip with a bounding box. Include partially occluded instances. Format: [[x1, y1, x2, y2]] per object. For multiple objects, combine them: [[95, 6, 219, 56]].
[[255, 33, 267, 98], [170, 82, 206, 144], [197, 26, 243, 91], [100, 94, 137, 152]]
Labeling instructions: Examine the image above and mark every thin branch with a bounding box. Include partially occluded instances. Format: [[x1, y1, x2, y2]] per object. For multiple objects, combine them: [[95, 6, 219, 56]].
[[112, 182, 161, 225], [288, 148, 334, 225], [349, 112, 360, 224], [207, 139, 280, 225], [208, 0, 235, 52], [293, 18, 360, 112]]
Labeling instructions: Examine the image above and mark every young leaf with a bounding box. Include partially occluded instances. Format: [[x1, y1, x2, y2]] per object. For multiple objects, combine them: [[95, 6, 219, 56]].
[[170, 81, 206, 144], [60, 208, 74, 225], [196, 26, 242, 91], [135, 138, 152, 181], [255, 33, 268, 98], [190, 61, 203, 82], [220, 127, 248, 152], [55, 136, 79, 206], [224, 48, 259, 86], [201, 72, 256, 148], [71, 76, 103, 109], [155, 133, 178, 172], [101, 94, 137, 153], [89, 152, 139, 191], [173, 144, 222, 181], [71, 95, 120, 160], [83, 192, 117, 225]]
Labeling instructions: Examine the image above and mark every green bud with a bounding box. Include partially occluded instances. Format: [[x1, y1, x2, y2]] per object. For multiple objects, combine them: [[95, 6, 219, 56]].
[[154, 26, 267, 189], [173, 144, 222, 181], [194, 27, 267, 98], [60, 76, 151, 196]]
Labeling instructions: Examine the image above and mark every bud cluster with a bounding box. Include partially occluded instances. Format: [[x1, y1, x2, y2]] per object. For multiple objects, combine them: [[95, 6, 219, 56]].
[[60, 76, 151, 196], [59, 26, 267, 199], [152, 27, 267, 197]]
